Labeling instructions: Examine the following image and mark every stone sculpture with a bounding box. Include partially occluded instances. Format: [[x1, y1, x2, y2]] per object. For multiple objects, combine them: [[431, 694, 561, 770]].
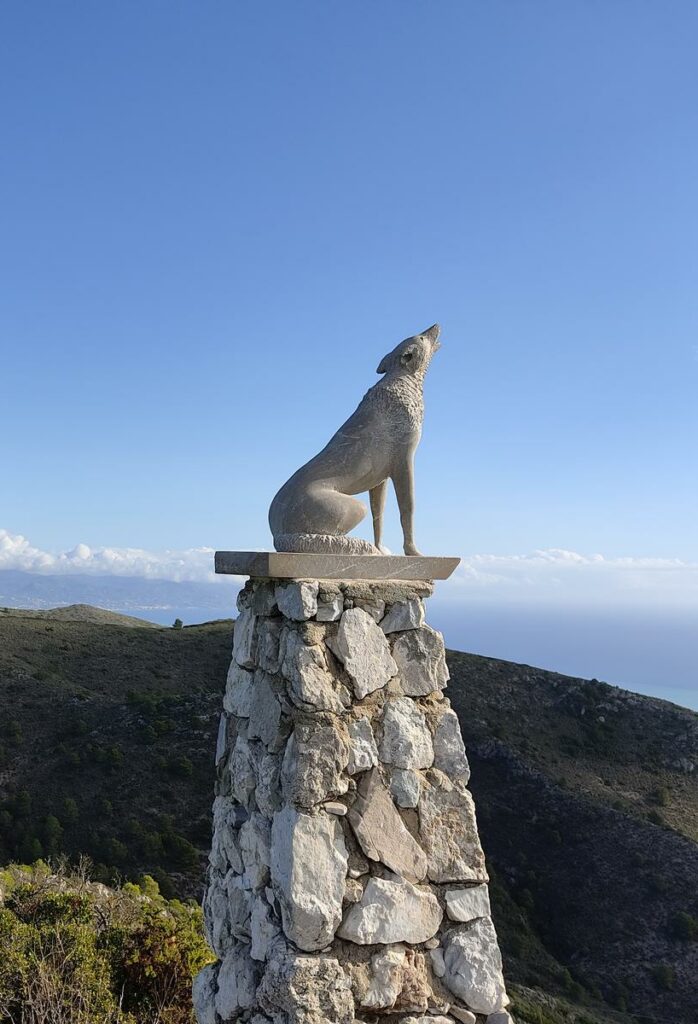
[[196, 342, 513, 1022], [268, 324, 441, 556]]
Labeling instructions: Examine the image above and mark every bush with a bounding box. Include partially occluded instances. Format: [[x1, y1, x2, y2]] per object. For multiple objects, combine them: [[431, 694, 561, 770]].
[[169, 755, 194, 778], [62, 797, 79, 826], [651, 962, 676, 990], [0, 860, 213, 1024], [671, 910, 698, 941], [3, 720, 23, 743]]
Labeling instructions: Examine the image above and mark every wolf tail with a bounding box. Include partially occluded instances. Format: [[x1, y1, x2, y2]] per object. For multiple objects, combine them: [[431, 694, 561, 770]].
[[274, 533, 379, 556]]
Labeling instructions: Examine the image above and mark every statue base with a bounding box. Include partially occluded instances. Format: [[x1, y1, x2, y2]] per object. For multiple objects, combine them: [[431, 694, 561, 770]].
[[194, 575, 512, 1024], [215, 550, 460, 581]]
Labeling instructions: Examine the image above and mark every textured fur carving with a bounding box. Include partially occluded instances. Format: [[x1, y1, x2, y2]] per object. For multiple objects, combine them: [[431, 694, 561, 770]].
[[268, 325, 441, 556]]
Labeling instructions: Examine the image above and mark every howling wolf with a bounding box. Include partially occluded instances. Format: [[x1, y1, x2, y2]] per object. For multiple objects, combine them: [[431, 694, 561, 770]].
[[268, 324, 441, 556]]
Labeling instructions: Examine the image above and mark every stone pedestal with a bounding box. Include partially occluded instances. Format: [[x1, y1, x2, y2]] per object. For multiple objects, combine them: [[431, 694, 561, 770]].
[[194, 574, 512, 1024]]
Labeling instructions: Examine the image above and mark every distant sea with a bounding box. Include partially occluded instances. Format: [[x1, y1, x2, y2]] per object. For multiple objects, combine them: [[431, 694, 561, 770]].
[[137, 599, 698, 713], [1, 570, 694, 711]]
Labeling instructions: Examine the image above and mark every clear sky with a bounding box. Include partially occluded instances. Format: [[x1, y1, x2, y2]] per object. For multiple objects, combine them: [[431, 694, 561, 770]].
[[1, 4, 697, 699]]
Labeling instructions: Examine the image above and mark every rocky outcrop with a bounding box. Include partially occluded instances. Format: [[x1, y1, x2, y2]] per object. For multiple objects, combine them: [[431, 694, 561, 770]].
[[194, 578, 510, 1023]]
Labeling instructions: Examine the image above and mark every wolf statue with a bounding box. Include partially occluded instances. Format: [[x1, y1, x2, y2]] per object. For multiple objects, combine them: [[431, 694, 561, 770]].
[[268, 324, 441, 556]]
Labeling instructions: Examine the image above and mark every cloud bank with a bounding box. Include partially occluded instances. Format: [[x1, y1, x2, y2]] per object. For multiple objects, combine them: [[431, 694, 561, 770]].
[[449, 548, 698, 608], [0, 529, 218, 583], [2, 529, 697, 608]]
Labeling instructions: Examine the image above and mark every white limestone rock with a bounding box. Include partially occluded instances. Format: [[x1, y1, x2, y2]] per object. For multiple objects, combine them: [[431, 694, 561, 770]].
[[192, 962, 218, 1024], [354, 944, 433, 1014], [256, 618, 282, 674], [257, 950, 354, 1024], [380, 598, 425, 633], [270, 806, 347, 951], [282, 631, 348, 714], [449, 1008, 477, 1024], [275, 580, 319, 620], [429, 946, 446, 978], [442, 918, 508, 1015], [347, 717, 379, 774], [402, 1017, 453, 1024], [392, 625, 449, 696], [362, 945, 407, 1008], [316, 591, 344, 621], [446, 884, 491, 923], [390, 767, 421, 808], [247, 671, 285, 751], [379, 698, 434, 770], [337, 874, 442, 945], [215, 944, 258, 1018], [486, 1012, 514, 1024], [432, 708, 470, 782], [226, 873, 254, 941], [233, 608, 257, 668], [251, 748, 282, 817], [244, 580, 277, 616], [215, 713, 228, 765], [355, 598, 386, 621], [203, 870, 234, 956], [281, 718, 350, 807], [332, 607, 397, 699], [250, 894, 280, 961], [324, 800, 347, 815], [224, 661, 254, 717], [239, 812, 271, 890], [348, 768, 427, 883], [229, 732, 257, 810], [419, 772, 487, 883], [209, 796, 244, 874]]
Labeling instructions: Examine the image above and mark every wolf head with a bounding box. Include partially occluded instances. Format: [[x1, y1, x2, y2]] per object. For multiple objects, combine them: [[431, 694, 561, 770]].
[[376, 324, 441, 377]]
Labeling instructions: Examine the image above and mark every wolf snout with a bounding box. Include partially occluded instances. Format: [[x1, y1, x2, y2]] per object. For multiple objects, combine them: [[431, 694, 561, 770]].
[[422, 323, 441, 350]]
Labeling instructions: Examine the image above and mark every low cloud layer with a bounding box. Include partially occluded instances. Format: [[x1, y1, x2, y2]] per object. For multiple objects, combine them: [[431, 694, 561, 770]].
[[0, 529, 218, 583], [2, 529, 696, 608], [450, 549, 698, 608]]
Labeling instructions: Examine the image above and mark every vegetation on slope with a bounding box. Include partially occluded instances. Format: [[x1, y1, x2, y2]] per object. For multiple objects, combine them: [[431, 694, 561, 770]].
[[0, 608, 697, 1022], [0, 859, 212, 1023]]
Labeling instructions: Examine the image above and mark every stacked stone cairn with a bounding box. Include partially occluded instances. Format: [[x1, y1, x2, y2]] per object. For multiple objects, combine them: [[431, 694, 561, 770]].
[[194, 577, 513, 1024]]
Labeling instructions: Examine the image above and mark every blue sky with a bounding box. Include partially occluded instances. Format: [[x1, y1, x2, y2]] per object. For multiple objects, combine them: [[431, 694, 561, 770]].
[[1, 4, 697, 701]]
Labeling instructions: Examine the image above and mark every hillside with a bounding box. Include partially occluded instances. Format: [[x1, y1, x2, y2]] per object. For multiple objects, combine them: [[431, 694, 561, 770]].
[[0, 607, 696, 1023], [0, 603, 159, 628]]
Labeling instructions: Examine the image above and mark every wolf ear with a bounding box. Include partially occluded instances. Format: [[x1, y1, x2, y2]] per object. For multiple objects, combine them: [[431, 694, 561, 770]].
[[376, 355, 389, 374], [400, 345, 417, 367]]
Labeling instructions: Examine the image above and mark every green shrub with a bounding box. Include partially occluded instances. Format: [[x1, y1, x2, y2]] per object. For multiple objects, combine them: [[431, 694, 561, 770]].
[[671, 910, 698, 941], [0, 860, 213, 1024], [42, 815, 63, 855], [3, 720, 23, 742], [169, 755, 194, 778], [62, 797, 79, 826], [651, 962, 676, 990], [18, 837, 43, 863], [164, 834, 199, 871]]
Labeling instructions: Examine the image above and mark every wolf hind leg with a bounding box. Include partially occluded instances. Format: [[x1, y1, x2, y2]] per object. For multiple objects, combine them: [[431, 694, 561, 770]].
[[271, 485, 375, 554]]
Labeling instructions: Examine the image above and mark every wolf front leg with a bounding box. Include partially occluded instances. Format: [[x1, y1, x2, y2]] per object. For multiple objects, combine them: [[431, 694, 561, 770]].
[[392, 456, 422, 556], [369, 479, 388, 552]]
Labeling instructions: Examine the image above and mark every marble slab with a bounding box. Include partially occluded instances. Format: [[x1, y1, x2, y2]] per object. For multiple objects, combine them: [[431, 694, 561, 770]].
[[215, 551, 460, 581]]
